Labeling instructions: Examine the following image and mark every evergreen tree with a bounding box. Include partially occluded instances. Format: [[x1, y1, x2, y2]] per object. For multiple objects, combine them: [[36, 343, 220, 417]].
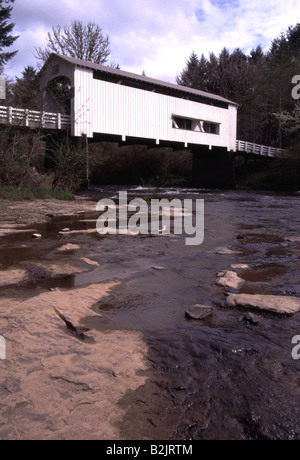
[[0, 0, 18, 70], [11, 66, 40, 110], [177, 51, 201, 88], [177, 24, 300, 147]]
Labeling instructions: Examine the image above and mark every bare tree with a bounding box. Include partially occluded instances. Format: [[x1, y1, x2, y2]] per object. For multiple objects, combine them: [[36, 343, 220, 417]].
[[35, 20, 111, 65]]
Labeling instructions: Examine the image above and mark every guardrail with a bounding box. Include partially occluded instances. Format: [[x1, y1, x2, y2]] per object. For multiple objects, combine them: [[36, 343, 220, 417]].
[[236, 140, 286, 158], [0, 105, 71, 130]]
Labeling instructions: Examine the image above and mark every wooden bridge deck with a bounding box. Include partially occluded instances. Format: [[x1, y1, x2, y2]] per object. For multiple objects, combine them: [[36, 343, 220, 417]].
[[0, 105, 286, 158], [0, 105, 71, 131]]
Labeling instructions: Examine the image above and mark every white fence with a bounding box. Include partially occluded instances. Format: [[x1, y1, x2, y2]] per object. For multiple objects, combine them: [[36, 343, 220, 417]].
[[0, 105, 71, 131], [236, 140, 286, 158]]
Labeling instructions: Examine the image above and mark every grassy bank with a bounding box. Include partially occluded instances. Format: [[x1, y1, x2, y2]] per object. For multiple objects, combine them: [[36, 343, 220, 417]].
[[0, 186, 75, 201]]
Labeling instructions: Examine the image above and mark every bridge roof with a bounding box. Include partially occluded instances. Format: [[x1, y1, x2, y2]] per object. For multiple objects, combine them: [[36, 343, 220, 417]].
[[42, 53, 238, 108]]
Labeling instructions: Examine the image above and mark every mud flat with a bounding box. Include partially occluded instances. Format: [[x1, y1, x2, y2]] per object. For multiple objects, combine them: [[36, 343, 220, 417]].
[[0, 189, 300, 440]]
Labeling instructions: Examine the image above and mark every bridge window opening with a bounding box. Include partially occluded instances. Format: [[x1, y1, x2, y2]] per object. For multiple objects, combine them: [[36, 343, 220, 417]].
[[203, 122, 219, 135], [172, 116, 192, 131], [172, 116, 220, 135]]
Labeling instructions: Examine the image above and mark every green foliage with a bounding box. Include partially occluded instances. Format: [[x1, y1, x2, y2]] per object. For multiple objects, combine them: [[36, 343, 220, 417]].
[[0, 185, 74, 201], [0, 0, 18, 69]]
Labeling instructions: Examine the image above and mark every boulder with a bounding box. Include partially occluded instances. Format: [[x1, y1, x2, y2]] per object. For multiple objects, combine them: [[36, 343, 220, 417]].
[[226, 293, 300, 316], [185, 305, 213, 320]]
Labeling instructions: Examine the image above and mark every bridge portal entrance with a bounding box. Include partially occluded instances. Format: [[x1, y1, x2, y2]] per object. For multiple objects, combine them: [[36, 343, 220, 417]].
[[43, 76, 72, 115]]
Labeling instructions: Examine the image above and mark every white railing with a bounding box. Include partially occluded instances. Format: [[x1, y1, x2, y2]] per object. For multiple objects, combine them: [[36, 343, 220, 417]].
[[236, 140, 286, 158], [0, 105, 71, 130]]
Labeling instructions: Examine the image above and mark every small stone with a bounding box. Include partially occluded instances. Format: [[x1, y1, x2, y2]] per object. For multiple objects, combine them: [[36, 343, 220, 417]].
[[185, 305, 213, 320], [240, 312, 260, 325], [231, 264, 249, 270], [57, 243, 80, 252], [152, 266, 166, 271], [61, 228, 71, 233], [280, 243, 289, 248], [81, 257, 99, 267], [32, 233, 42, 239], [215, 247, 240, 255]]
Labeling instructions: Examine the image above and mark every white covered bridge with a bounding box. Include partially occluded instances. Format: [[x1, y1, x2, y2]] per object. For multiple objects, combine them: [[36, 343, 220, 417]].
[[39, 53, 238, 152], [0, 53, 285, 186], [38, 54, 285, 157]]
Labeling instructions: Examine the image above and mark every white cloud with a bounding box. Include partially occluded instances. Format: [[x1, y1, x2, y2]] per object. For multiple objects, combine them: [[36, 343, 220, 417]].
[[5, 0, 300, 83]]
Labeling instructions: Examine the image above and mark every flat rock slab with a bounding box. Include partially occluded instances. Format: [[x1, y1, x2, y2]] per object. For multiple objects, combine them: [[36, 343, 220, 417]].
[[226, 293, 300, 316], [185, 305, 213, 320], [0, 269, 28, 287]]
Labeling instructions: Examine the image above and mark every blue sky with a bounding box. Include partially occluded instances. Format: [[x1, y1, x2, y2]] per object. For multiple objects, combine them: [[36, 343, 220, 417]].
[[5, 0, 300, 82]]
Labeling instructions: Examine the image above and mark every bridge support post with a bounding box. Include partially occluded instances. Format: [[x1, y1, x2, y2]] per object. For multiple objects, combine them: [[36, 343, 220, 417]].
[[191, 146, 235, 188]]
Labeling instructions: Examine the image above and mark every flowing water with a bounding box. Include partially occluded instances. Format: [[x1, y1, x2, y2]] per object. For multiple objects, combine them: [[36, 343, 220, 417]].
[[1, 187, 300, 439]]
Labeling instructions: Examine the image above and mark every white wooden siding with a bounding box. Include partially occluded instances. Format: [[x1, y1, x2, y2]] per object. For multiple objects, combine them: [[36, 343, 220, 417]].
[[73, 68, 93, 137], [73, 67, 237, 150]]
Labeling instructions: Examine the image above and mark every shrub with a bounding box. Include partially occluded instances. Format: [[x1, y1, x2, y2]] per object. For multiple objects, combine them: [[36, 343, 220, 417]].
[[49, 135, 86, 192], [236, 143, 300, 191], [0, 126, 45, 187]]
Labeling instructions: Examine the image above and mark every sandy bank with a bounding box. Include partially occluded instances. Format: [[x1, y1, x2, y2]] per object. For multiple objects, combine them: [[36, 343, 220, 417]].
[[0, 282, 148, 440]]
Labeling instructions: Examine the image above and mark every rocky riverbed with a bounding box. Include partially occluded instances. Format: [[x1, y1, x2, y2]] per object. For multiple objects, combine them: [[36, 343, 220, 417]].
[[0, 187, 300, 440]]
